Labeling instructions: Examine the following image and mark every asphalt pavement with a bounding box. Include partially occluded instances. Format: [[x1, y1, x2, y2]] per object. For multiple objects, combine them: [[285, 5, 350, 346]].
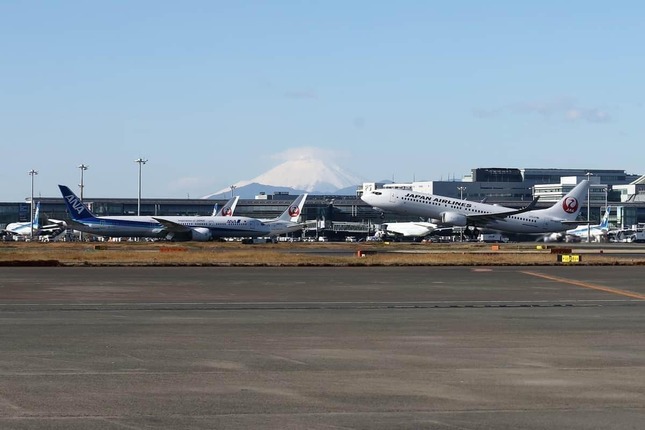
[[1, 266, 644, 429]]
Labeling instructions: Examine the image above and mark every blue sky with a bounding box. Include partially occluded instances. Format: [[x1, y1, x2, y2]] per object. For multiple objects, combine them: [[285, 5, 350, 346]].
[[1, 1, 644, 201]]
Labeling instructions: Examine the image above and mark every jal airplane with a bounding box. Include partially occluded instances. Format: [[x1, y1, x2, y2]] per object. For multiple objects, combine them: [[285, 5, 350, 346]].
[[361, 179, 590, 235], [262, 194, 308, 237], [204, 193, 309, 238], [212, 196, 239, 216], [59, 185, 270, 241]]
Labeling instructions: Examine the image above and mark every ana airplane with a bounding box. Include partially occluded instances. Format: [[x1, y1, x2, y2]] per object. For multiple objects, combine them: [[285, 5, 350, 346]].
[[361, 179, 590, 235], [59, 185, 270, 241], [262, 194, 308, 237], [3, 202, 42, 238], [206, 194, 309, 239], [546, 206, 611, 242], [2, 202, 66, 238]]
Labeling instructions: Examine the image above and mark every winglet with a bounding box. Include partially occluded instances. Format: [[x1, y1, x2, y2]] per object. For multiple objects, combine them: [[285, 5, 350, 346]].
[[515, 196, 540, 215]]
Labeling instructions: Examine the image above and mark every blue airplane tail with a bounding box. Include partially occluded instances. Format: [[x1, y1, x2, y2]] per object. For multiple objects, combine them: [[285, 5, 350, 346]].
[[600, 206, 611, 230], [58, 185, 96, 220], [33, 201, 41, 229]]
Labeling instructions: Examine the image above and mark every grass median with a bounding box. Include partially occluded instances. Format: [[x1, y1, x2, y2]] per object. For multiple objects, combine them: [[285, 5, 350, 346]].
[[1, 241, 644, 266]]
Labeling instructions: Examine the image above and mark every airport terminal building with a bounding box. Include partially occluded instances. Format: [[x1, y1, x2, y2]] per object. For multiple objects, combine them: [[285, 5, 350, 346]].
[[2, 167, 644, 240]]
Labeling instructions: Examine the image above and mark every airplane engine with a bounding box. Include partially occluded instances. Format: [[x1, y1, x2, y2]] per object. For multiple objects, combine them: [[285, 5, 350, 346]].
[[190, 227, 213, 241], [441, 212, 467, 227]]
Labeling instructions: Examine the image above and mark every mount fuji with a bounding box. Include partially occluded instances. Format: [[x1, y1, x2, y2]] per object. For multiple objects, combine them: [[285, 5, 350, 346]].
[[202, 150, 364, 199]]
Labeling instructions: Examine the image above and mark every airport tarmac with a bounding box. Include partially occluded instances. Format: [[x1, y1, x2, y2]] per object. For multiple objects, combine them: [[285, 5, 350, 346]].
[[1, 266, 644, 429]]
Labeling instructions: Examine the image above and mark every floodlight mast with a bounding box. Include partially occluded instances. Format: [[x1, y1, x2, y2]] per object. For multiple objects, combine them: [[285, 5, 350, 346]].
[[28, 169, 38, 239], [135, 158, 148, 216], [78, 164, 89, 241], [586, 172, 593, 243]]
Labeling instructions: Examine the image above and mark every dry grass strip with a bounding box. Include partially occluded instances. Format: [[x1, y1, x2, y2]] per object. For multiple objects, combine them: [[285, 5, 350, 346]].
[[1, 241, 644, 267]]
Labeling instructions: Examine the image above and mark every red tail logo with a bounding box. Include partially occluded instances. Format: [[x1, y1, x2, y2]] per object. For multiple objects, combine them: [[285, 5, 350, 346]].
[[562, 197, 579, 214], [222, 207, 233, 216], [288, 206, 300, 217]]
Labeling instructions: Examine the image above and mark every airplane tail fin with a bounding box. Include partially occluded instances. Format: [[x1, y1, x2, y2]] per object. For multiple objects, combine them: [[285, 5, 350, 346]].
[[542, 179, 590, 220], [214, 196, 239, 216], [33, 201, 41, 229], [58, 185, 96, 220], [278, 194, 308, 222], [600, 206, 611, 230]]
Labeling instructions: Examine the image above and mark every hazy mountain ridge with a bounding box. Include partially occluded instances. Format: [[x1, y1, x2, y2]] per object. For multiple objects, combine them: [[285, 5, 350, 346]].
[[203, 156, 363, 199]]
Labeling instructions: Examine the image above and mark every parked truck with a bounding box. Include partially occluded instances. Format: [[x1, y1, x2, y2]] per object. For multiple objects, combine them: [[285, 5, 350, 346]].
[[477, 233, 509, 243]]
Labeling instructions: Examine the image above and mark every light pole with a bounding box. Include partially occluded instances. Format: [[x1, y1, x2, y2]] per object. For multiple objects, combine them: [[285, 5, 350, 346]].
[[457, 186, 466, 200], [78, 164, 88, 241], [230, 185, 237, 198], [78, 164, 89, 201], [135, 158, 147, 216], [586, 172, 593, 243], [28, 169, 38, 240], [457, 186, 466, 241], [603, 186, 608, 214]]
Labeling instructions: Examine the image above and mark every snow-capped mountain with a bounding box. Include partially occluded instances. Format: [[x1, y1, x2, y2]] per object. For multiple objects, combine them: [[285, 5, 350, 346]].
[[202, 151, 363, 199]]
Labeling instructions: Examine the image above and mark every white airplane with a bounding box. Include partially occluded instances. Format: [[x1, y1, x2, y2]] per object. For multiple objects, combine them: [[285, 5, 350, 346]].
[[59, 185, 270, 241], [546, 206, 611, 242], [205, 194, 308, 238], [2, 202, 66, 238], [381, 220, 438, 238], [361, 179, 590, 235], [3, 202, 42, 238], [262, 194, 308, 237]]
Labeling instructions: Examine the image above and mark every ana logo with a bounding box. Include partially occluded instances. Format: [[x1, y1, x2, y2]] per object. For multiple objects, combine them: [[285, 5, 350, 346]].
[[222, 207, 233, 216], [288, 206, 300, 217], [562, 197, 579, 214], [65, 195, 85, 215]]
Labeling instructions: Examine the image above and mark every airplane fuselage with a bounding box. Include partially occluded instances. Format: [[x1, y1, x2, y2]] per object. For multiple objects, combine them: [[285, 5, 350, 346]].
[[58, 184, 270, 241], [263, 220, 306, 236], [4, 221, 39, 237], [382, 221, 437, 237], [363, 189, 578, 234], [70, 217, 164, 238], [72, 215, 269, 238]]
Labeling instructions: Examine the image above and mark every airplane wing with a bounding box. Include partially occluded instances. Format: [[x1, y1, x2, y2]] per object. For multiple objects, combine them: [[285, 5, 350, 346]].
[[560, 220, 591, 226], [41, 219, 67, 232], [151, 217, 191, 233], [464, 197, 540, 225]]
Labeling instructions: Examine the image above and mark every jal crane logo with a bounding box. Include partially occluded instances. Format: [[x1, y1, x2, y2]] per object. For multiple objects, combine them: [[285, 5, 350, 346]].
[[288, 206, 300, 217], [222, 207, 233, 216], [562, 197, 579, 214]]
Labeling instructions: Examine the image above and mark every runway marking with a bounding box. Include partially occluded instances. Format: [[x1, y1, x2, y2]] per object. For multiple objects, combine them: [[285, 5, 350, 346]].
[[521, 271, 645, 300]]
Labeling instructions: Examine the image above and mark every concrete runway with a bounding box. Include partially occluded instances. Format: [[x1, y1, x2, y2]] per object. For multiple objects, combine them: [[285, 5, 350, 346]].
[[1, 266, 645, 429]]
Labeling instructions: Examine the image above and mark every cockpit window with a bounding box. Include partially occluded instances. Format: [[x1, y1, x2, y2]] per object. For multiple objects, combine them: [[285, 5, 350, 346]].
[[373, 191, 382, 195]]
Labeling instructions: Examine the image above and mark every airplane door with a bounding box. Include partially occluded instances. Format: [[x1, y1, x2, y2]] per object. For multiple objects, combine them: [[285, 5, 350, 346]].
[[390, 191, 397, 203]]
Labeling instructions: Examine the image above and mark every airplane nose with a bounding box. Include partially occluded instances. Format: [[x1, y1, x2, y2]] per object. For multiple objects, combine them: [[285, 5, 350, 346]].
[[361, 191, 382, 205], [361, 191, 374, 202]]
